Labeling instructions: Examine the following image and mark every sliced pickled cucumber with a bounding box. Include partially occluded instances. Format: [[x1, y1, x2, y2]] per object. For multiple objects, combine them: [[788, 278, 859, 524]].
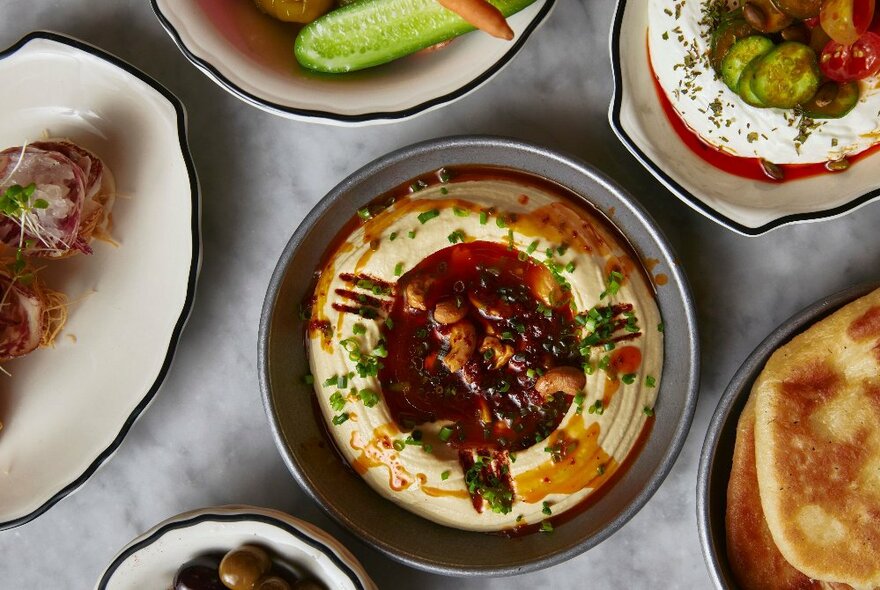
[[801, 81, 860, 118], [295, 0, 538, 73], [711, 19, 757, 72], [722, 36, 775, 91], [737, 58, 767, 107], [751, 42, 821, 108]]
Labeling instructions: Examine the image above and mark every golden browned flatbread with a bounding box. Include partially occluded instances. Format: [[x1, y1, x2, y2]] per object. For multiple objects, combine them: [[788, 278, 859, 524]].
[[727, 394, 839, 590], [754, 288, 880, 589]]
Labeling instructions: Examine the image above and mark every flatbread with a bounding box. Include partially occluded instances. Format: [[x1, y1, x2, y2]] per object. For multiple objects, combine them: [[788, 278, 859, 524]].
[[754, 288, 880, 589], [727, 394, 842, 590]]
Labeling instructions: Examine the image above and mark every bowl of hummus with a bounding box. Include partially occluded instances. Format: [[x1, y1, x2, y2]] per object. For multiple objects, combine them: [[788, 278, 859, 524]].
[[611, 0, 880, 235], [259, 136, 699, 575]]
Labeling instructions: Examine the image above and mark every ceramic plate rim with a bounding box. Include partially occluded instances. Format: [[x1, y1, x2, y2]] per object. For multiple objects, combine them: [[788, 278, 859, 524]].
[[607, 0, 880, 236], [695, 281, 880, 589], [258, 134, 700, 576], [0, 30, 201, 532], [150, 0, 557, 125]]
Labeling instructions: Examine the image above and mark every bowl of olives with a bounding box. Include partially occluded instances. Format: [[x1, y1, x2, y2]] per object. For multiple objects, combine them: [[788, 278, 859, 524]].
[[95, 506, 375, 590]]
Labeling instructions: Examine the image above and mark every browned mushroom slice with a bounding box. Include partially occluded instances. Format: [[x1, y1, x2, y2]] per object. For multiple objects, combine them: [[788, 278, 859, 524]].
[[442, 322, 476, 373], [479, 336, 514, 370], [534, 366, 586, 400], [433, 298, 468, 324], [404, 275, 434, 311]]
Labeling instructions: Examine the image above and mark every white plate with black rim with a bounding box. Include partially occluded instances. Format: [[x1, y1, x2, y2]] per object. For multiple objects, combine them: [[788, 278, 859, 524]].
[[95, 505, 376, 589], [608, 0, 880, 236], [0, 31, 200, 530], [151, 0, 555, 125]]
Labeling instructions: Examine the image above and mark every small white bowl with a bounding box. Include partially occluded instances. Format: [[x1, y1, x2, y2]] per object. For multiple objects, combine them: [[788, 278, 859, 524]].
[[151, 0, 555, 125], [0, 32, 200, 529], [609, 0, 880, 235], [95, 506, 376, 590]]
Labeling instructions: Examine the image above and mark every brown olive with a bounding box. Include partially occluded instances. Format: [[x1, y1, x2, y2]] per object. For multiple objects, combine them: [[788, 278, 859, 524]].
[[742, 2, 768, 30], [219, 545, 272, 590], [173, 556, 226, 590], [292, 580, 328, 590], [813, 82, 840, 108], [780, 23, 810, 44], [255, 576, 293, 590]]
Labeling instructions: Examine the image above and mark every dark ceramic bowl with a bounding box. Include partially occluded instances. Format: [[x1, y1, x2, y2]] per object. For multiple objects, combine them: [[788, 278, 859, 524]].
[[696, 282, 880, 589], [259, 136, 700, 576]]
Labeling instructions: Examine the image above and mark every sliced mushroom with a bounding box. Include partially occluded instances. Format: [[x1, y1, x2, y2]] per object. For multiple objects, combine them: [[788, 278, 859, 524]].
[[404, 275, 434, 311], [479, 336, 514, 370], [534, 366, 586, 400], [442, 322, 476, 374], [530, 268, 565, 307], [434, 298, 468, 325]]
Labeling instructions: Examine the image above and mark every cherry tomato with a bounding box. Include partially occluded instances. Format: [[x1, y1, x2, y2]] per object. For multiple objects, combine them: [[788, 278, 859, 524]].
[[820, 31, 880, 80], [820, 0, 876, 44]]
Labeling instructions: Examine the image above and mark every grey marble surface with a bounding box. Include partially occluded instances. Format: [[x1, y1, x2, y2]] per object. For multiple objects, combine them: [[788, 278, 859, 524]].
[[1, 0, 878, 588]]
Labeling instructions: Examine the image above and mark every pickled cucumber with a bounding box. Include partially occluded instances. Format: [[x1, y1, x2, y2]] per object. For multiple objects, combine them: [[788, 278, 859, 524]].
[[750, 42, 821, 108], [295, 0, 539, 73], [722, 36, 775, 92]]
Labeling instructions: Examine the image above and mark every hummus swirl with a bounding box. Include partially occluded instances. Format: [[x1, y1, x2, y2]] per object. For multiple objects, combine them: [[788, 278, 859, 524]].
[[306, 173, 663, 532]]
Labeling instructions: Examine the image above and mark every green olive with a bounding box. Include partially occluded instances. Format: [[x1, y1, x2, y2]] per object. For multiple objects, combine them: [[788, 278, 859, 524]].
[[255, 576, 293, 590], [219, 545, 272, 590]]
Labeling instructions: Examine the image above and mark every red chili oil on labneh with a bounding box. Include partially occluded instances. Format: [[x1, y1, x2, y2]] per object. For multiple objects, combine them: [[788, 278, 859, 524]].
[[378, 241, 583, 452], [648, 60, 880, 182]]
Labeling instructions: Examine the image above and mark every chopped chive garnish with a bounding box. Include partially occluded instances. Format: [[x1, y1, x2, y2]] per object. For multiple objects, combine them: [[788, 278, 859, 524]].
[[332, 413, 349, 425], [358, 388, 380, 408], [658, 322, 665, 333], [574, 391, 586, 414], [526, 368, 536, 379], [643, 406, 655, 417], [540, 521, 554, 533], [438, 426, 454, 442], [357, 208, 371, 220], [542, 501, 552, 516], [440, 187, 449, 195], [479, 211, 488, 225], [453, 207, 469, 217], [622, 373, 637, 385], [418, 209, 440, 224], [389, 231, 398, 241], [565, 261, 576, 273], [352, 323, 366, 335], [441, 470, 451, 480], [329, 392, 345, 412], [496, 216, 507, 228], [323, 375, 338, 387], [448, 230, 465, 244], [385, 317, 394, 329], [597, 463, 606, 476], [527, 240, 539, 254], [408, 230, 417, 239], [645, 375, 656, 388], [393, 440, 406, 452], [394, 262, 404, 276]]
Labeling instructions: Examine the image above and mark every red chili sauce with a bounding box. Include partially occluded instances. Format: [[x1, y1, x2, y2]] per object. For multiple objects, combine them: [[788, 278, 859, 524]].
[[378, 241, 582, 452], [649, 57, 880, 182]]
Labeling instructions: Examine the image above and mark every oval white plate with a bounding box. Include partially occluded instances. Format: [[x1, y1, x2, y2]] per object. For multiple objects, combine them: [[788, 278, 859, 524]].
[[608, 0, 880, 235], [96, 506, 376, 590], [0, 32, 200, 529], [151, 0, 555, 125]]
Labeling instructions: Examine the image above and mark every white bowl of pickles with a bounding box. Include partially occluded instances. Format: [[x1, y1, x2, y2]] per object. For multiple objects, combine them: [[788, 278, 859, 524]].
[[151, 0, 555, 125]]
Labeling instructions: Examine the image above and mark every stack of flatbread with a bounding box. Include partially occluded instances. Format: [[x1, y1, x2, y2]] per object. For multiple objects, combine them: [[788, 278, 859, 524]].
[[727, 288, 880, 590]]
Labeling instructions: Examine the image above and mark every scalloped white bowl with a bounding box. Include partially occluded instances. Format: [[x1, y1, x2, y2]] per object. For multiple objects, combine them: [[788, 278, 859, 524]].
[[95, 506, 376, 590], [152, 0, 555, 125], [609, 0, 880, 235]]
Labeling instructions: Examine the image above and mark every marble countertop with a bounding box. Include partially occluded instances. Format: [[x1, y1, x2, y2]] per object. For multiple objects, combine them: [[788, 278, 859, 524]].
[[1, 1, 878, 588]]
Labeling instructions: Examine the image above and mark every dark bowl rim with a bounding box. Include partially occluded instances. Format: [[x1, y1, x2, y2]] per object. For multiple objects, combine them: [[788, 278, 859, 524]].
[[695, 281, 880, 589], [0, 30, 201, 532], [95, 507, 370, 589], [257, 134, 700, 577], [607, 0, 880, 237], [150, 0, 556, 124]]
